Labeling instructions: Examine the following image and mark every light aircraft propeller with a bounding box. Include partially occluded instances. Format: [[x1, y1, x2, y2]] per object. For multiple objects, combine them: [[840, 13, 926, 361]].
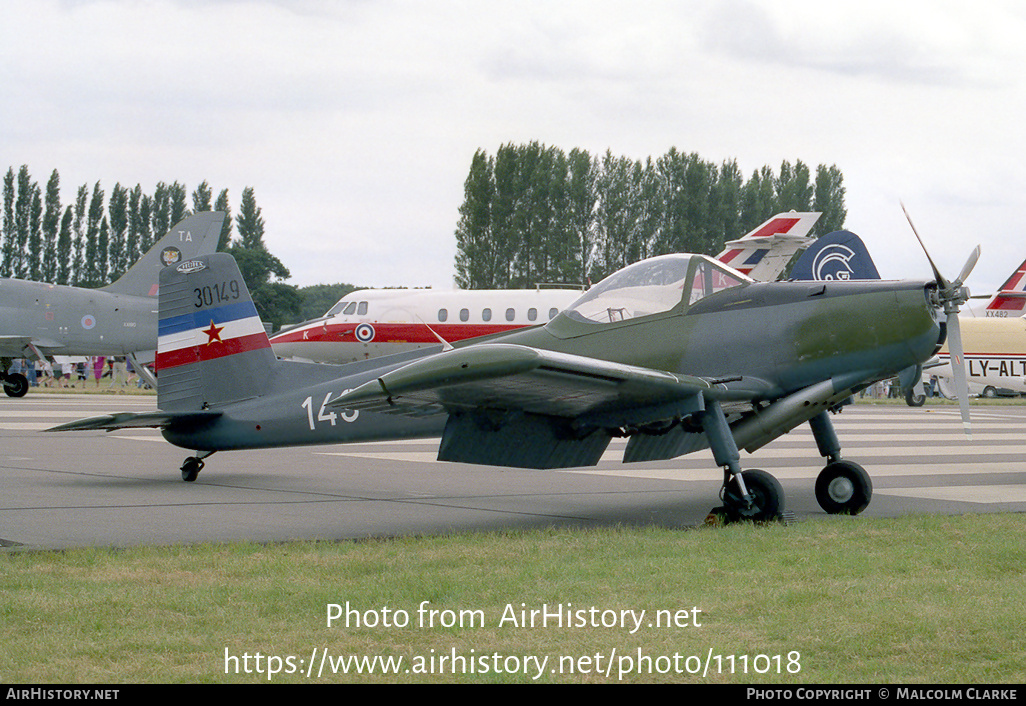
[[901, 201, 979, 437]]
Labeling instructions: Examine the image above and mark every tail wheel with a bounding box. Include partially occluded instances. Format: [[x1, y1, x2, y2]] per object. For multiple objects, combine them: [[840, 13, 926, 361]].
[[725, 469, 784, 523], [181, 457, 205, 482], [816, 461, 872, 515], [3, 373, 29, 398]]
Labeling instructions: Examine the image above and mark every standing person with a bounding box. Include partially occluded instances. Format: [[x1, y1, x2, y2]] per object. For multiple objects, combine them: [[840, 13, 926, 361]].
[[92, 356, 105, 386], [61, 361, 74, 388]]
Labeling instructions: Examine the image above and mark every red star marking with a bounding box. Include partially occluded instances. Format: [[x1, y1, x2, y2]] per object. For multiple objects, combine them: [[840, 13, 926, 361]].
[[203, 320, 225, 345]]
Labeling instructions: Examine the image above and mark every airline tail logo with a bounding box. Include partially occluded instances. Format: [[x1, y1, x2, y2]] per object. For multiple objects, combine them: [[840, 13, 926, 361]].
[[812, 245, 856, 281], [156, 301, 270, 371]]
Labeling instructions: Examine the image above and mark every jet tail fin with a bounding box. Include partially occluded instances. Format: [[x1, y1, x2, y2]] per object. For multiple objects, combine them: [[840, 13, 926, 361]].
[[716, 212, 821, 281], [983, 257, 1026, 315], [100, 212, 224, 298], [156, 252, 277, 411], [788, 230, 881, 281]]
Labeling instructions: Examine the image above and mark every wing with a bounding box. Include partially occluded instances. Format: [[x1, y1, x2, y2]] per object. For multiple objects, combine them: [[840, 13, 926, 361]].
[[0, 335, 64, 359], [329, 343, 741, 469]]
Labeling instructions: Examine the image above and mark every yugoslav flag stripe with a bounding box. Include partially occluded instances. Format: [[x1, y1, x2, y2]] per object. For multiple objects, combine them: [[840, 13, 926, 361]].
[[159, 300, 260, 337], [156, 301, 270, 371], [156, 332, 271, 370]]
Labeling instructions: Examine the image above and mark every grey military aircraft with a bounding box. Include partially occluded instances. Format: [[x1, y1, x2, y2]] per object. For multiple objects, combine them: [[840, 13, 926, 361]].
[[0, 212, 223, 396], [49, 225, 978, 523]]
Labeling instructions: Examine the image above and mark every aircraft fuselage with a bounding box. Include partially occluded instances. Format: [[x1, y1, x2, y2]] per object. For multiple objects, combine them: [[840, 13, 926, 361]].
[[161, 278, 942, 454], [0, 278, 156, 358]]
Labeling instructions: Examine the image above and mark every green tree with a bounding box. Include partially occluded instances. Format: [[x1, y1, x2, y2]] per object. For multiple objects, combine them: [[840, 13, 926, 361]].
[[2, 168, 14, 278], [107, 183, 129, 280], [214, 189, 232, 252], [454, 149, 495, 288], [41, 170, 62, 283], [192, 180, 212, 213], [228, 187, 300, 329]]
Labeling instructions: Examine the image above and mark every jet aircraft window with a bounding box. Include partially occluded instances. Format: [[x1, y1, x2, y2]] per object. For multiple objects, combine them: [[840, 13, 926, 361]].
[[460, 308, 469, 322], [548, 308, 558, 320], [357, 301, 368, 316], [342, 302, 358, 316], [528, 308, 538, 322], [438, 308, 448, 322], [482, 308, 492, 322], [326, 299, 348, 317], [505, 308, 515, 322]]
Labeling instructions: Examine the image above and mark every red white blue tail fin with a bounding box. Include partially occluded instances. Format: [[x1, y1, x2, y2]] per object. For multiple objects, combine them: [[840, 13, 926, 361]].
[[716, 212, 821, 281], [156, 253, 276, 411], [983, 257, 1026, 317]]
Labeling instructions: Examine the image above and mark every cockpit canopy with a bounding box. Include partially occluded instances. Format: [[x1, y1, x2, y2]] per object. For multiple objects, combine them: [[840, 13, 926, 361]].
[[562, 254, 751, 324]]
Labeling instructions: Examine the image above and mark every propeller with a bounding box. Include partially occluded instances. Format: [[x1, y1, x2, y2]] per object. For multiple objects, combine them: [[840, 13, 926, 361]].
[[901, 202, 980, 437]]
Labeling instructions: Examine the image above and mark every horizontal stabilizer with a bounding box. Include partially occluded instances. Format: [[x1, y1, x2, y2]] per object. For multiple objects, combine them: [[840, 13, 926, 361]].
[[46, 410, 222, 432]]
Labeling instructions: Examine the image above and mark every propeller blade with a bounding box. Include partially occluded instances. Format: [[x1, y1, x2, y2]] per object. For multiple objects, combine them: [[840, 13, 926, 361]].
[[946, 311, 972, 438], [902, 201, 949, 288], [954, 245, 981, 288]]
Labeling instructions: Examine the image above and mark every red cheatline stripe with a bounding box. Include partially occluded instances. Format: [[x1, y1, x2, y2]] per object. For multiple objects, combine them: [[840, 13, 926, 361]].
[[271, 322, 523, 345], [156, 332, 271, 371]]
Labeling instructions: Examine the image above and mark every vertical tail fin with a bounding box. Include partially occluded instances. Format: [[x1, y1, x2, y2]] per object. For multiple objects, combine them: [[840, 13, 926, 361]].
[[788, 230, 881, 281], [716, 212, 821, 281], [983, 257, 1026, 316], [156, 253, 276, 411], [100, 212, 224, 297]]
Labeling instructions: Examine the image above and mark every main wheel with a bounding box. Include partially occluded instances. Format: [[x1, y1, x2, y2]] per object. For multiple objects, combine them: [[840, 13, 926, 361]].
[[725, 469, 784, 523], [905, 388, 925, 407], [3, 373, 29, 398], [816, 461, 872, 515]]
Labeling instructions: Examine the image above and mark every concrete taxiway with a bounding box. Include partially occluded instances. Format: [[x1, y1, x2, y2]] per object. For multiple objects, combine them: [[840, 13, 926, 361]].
[[2, 393, 1025, 549]]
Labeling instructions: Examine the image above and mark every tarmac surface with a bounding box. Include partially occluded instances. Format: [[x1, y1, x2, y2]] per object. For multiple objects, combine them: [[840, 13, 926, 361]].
[[3, 392, 1025, 549]]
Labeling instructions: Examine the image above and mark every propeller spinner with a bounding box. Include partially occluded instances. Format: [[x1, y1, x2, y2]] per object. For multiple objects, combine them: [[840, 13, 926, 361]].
[[901, 202, 980, 436]]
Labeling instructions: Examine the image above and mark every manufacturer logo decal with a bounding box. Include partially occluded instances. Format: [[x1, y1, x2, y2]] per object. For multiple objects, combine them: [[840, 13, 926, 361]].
[[176, 260, 207, 274], [812, 245, 856, 281], [160, 246, 183, 266], [354, 323, 375, 343]]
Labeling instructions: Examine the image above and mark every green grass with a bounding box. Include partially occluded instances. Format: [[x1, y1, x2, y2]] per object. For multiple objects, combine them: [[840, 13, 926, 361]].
[[3, 514, 1025, 683]]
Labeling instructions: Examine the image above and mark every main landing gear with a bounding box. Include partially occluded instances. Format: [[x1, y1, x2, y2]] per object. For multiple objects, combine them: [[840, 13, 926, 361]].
[[702, 400, 785, 524], [180, 451, 216, 482], [809, 411, 872, 515], [2, 372, 29, 398]]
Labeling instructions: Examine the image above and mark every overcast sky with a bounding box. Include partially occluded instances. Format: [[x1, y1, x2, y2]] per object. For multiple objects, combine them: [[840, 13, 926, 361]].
[[3, 0, 1024, 303]]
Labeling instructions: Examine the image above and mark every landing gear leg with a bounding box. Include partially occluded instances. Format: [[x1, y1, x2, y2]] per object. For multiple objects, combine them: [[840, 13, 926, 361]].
[[702, 399, 784, 523], [809, 411, 872, 515], [181, 451, 216, 482]]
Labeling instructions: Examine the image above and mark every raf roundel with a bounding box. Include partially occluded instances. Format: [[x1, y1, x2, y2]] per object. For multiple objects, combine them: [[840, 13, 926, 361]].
[[81, 314, 96, 330], [354, 323, 375, 343]]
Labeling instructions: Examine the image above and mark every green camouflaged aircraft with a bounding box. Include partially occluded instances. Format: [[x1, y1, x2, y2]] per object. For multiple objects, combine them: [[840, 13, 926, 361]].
[[49, 216, 978, 523]]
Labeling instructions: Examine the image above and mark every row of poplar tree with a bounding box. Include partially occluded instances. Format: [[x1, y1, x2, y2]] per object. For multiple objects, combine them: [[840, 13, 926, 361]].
[[0, 166, 300, 328], [454, 143, 847, 289]]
